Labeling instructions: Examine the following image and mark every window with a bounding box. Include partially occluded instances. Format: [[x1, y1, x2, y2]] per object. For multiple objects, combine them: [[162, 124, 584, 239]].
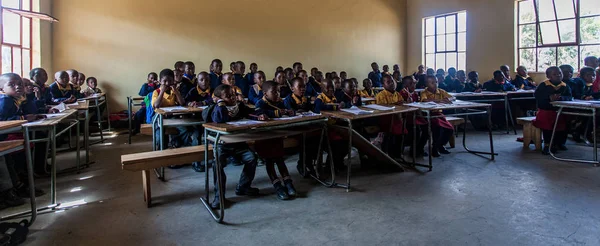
[[423, 11, 467, 72], [517, 0, 600, 72], [1, 0, 35, 77]]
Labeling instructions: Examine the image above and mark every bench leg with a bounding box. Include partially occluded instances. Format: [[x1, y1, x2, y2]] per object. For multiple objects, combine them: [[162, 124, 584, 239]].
[[142, 170, 151, 207], [449, 135, 456, 148], [534, 128, 543, 151], [522, 124, 531, 150]]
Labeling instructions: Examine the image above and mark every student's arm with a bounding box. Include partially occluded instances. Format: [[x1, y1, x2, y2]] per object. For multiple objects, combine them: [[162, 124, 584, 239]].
[[173, 86, 185, 106], [211, 103, 230, 123], [283, 96, 294, 110], [255, 100, 281, 118], [534, 84, 553, 109], [248, 89, 259, 105], [314, 98, 337, 113], [505, 82, 516, 91], [139, 84, 151, 97], [152, 87, 165, 109]]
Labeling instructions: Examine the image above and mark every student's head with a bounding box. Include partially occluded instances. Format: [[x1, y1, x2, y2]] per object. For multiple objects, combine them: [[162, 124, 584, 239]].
[[66, 69, 79, 84], [325, 72, 332, 80], [210, 59, 223, 74], [392, 70, 401, 81], [229, 62, 235, 72], [159, 69, 176, 87], [54, 71, 69, 86], [468, 71, 479, 82], [323, 80, 335, 97], [340, 71, 347, 80], [315, 71, 324, 82], [148, 72, 158, 84], [393, 64, 400, 72], [425, 75, 438, 91], [383, 65, 389, 72], [86, 77, 98, 89], [457, 70, 466, 83], [235, 61, 245, 74], [221, 72, 235, 86], [332, 77, 341, 90], [293, 62, 303, 73], [290, 77, 306, 97], [331, 71, 338, 79], [249, 63, 258, 73], [436, 74, 444, 83], [213, 84, 236, 106], [284, 68, 294, 81], [23, 78, 34, 94], [254, 71, 266, 86], [0, 73, 24, 97], [402, 76, 416, 92], [342, 79, 356, 95], [500, 65, 510, 78], [448, 67, 457, 76], [173, 69, 183, 82], [262, 80, 280, 102], [297, 70, 308, 83], [77, 73, 86, 86], [559, 64, 574, 80], [584, 56, 599, 68], [426, 68, 435, 76], [197, 72, 210, 90], [371, 62, 379, 71], [184, 61, 195, 76], [29, 68, 48, 86], [174, 61, 184, 72], [276, 66, 284, 74], [363, 78, 373, 90], [493, 70, 505, 83], [418, 65, 425, 73], [275, 71, 286, 85], [310, 67, 318, 77], [436, 69, 445, 76], [382, 75, 396, 92], [579, 67, 597, 84], [546, 66, 563, 83], [516, 66, 528, 77], [351, 78, 359, 88]]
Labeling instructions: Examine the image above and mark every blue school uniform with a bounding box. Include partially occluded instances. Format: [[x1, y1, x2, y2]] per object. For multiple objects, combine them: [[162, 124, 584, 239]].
[[32, 84, 51, 111], [244, 73, 255, 86], [565, 78, 584, 100], [233, 74, 249, 97], [280, 84, 292, 99], [444, 76, 464, 93], [368, 70, 383, 87], [335, 90, 362, 108], [255, 98, 287, 118], [209, 72, 222, 92], [0, 94, 37, 121], [284, 94, 312, 112], [178, 78, 194, 96], [512, 75, 536, 90], [483, 80, 516, 92], [185, 87, 213, 106], [248, 84, 264, 105], [314, 93, 338, 113], [139, 83, 157, 97], [49, 82, 75, 103], [305, 81, 322, 98]]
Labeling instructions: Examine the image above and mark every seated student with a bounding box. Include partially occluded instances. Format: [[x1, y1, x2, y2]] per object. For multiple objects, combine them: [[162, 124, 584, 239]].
[[209, 59, 223, 91], [81, 77, 102, 97], [483, 70, 516, 92], [276, 66, 284, 75], [368, 62, 383, 87], [66, 69, 82, 99], [174, 61, 185, 73], [22, 79, 36, 110], [234, 61, 250, 97], [221, 72, 244, 102], [501, 65, 512, 84], [400, 76, 428, 156], [580, 67, 599, 100], [457, 70, 467, 85], [29, 68, 52, 112], [444, 67, 463, 93], [560, 64, 583, 100], [393, 64, 400, 74], [49, 71, 77, 104], [314, 80, 348, 172], [359, 78, 376, 99], [245, 63, 258, 84], [308, 67, 318, 84], [275, 71, 292, 98], [202, 84, 264, 208], [174, 69, 193, 96], [512, 66, 536, 90], [382, 65, 391, 76], [284, 67, 295, 84], [336, 79, 362, 108], [185, 71, 213, 107], [248, 71, 266, 105], [340, 71, 348, 81], [420, 75, 455, 157], [414, 65, 426, 88], [292, 62, 303, 75], [314, 80, 341, 113], [393, 71, 403, 92], [254, 81, 297, 200], [284, 77, 311, 112], [464, 71, 482, 92], [534, 66, 572, 155], [183, 61, 196, 84], [132, 72, 159, 135], [229, 62, 236, 73], [374, 75, 406, 157], [303, 70, 322, 99], [436, 72, 447, 91], [332, 77, 342, 95]]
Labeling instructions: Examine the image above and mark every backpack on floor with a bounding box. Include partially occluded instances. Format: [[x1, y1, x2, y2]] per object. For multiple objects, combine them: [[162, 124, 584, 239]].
[[0, 220, 29, 246]]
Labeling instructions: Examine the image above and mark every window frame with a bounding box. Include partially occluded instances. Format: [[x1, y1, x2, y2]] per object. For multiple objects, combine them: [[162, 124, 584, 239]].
[[423, 11, 467, 72], [0, 0, 34, 77]]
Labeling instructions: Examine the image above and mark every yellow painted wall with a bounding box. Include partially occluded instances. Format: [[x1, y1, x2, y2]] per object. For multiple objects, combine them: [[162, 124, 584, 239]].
[[51, 0, 407, 111]]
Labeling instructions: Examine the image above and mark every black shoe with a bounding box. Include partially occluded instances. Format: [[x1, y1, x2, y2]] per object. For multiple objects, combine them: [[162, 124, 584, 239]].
[[284, 180, 296, 197], [1, 189, 25, 207], [210, 197, 230, 209], [558, 145, 568, 151], [274, 183, 289, 200], [438, 147, 451, 155], [235, 186, 260, 196], [192, 162, 205, 172]]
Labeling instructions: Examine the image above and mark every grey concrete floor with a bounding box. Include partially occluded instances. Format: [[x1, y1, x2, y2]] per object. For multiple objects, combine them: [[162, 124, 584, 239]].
[[3, 130, 600, 245]]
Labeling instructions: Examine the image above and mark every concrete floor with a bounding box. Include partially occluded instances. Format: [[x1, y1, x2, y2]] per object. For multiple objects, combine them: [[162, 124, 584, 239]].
[[3, 130, 600, 245]]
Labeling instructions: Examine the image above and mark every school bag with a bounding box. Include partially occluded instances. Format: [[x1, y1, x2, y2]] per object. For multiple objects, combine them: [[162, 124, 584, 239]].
[[0, 220, 29, 245], [144, 91, 154, 124]]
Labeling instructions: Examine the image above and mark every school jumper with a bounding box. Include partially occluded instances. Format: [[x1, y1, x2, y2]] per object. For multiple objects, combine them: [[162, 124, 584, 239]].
[[234, 74, 249, 97], [420, 89, 454, 153], [533, 80, 572, 149], [185, 86, 213, 106], [248, 84, 264, 105], [444, 76, 464, 93], [305, 81, 322, 99], [463, 82, 482, 92], [151, 88, 200, 149], [512, 75, 536, 90], [368, 70, 383, 88], [279, 84, 292, 99], [49, 82, 76, 104], [284, 93, 312, 112], [209, 72, 222, 93]]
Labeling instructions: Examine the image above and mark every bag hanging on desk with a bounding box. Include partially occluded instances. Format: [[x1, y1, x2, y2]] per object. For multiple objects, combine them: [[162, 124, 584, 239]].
[[0, 220, 29, 246]]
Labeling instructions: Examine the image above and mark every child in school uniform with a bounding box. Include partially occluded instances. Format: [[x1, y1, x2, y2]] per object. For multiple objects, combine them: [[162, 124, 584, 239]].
[[254, 81, 297, 200], [29, 68, 52, 112], [314, 81, 348, 172], [368, 62, 383, 88], [375, 75, 406, 158], [185, 71, 213, 107], [66, 69, 83, 99], [580, 67, 599, 100], [501, 65, 512, 85], [132, 72, 159, 135], [49, 71, 77, 104], [209, 59, 223, 92], [420, 75, 455, 157], [303, 70, 322, 99], [382, 65, 391, 75], [245, 63, 258, 83], [400, 76, 429, 156], [444, 68, 463, 93], [359, 78, 376, 99], [463, 71, 482, 92], [221, 72, 244, 102], [275, 71, 292, 99], [483, 70, 516, 92], [234, 61, 250, 97], [560, 65, 583, 100], [174, 69, 194, 96], [202, 84, 265, 208], [340, 71, 348, 81], [512, 66, 536, 90], [333, 77, 342, 96], [183, 61, 196, 84], [534, 66, 572, 155], [248, 71, 266, 105], [393, 71, 403, 92], [81, 77, 102, 97], [336, 79, 362, 108]]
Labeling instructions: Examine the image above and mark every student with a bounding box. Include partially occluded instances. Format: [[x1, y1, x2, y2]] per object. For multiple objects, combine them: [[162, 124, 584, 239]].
[[332, 77, 342, 95], [174, 69, 194, 96], [139, 72, 159, 97], [131, 72, 159, 134], [303, 70, 321, 99], [393, 64, 400, 74], [533, 66, 572, 155], [400, 76, 428, 156], [81, 77, 102, 97], [457, 70, 467, 86], [202, 84, 264, 208], [368, 62, 383, 87], [29, 68, 52, 111], [209, 59, 223, 91], [183, 61, 196, 83], [174, 61, 185, 73], [276, 66, 284, 76], [414, 65, 427, 89], [229, 62, 235, 73], [464, 71, 482, 92], [335, 79, 362, 108], [382, 65, 391, 75], [375, 75, 406, 159], [420, 75, 455, 157], [284, 77, 311, 112], [325, 72, 332, 81], [309, 67, 319, 84], [77, 73, 87, 97], [22, 79, 36, 110], [248, 71, 266, 105], [314, 80, 340, 113], [580, 67, 599, 100], [376, 75, 403, 105], [185, 71, 213, 107], [331, 71, 339, 79], [359, 78, 375, 98], [221, 72, 244, 102], [483, 70, 516, 92], [393, 71, 402, 92], [293, 62, 303, 75], [314, 80, 347, 172], [500, 65, 512, 84], [584, 56, 600, 93], [560, 65, 583, 100], [66, 69, 82, 98], [284, 68, 295, 85], [245, 63, 258, 84], [275, 71, 292, 98], [49, 71, 77, 104], [444, 67, 463, 93], [234, 61, 250, 97], [512, 66, 536, 90], [340, 71, 348, 81], [254, 81, 297, 200]]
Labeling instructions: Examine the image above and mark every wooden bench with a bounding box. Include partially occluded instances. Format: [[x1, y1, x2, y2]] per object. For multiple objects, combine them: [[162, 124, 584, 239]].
[[140, 124, 153, 136], [517, 116, 542, 151], [446, 116, 465, 148], [121, 145, 213, 207]]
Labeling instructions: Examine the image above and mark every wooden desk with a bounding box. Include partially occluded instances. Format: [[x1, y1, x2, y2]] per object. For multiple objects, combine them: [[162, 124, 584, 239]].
[[321, 105, 417, 120], [66, 100, 92, 165], [0, 120, 27, 134], [449, 92, 518, 134], [203, 115, 325, 132]]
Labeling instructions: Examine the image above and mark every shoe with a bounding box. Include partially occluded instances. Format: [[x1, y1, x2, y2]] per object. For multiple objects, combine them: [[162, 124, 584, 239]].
[[16, 185, 45, 198], [274, 183, 289, 200], [192, 162, 205, 172], [1, 189, 25, 207], [438, 147, 451, 155], [284, 180, 297, 197], [235, 186, 260, 196], [210, 197, 230, 209], [558, 145, 568, 151]]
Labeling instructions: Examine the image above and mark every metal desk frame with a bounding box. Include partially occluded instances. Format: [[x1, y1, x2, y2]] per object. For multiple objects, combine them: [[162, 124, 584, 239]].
[[549, 101, 599, 166], [127, 96, 144, 144]]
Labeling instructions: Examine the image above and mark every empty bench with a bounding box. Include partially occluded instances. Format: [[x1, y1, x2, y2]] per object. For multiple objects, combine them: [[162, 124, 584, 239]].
[[446, 116, 465, 148], [121, 145, 213, 207], [517, 116, 542, 151]]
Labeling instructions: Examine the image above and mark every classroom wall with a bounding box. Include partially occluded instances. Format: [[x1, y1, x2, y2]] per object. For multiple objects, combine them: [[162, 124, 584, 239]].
[[51, 0, 407, 111]]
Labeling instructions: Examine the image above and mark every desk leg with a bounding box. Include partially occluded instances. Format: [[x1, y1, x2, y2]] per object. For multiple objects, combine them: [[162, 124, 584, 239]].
[[462, 107, 497, 159], [159, 114, 165, 181], [23, 128, 37, 226], [426, 112, 433, 171], [200, 132, 224, 223], [504, 96, 510, 134], [548, 107, 562, 161], [50, 126, 57, 205], [85, 109, 90, 166], [76, 120, 81, 172], [506, 96, 517, 135], [96, 98, 104, 143], [128, 97, 132, 145], [346, 120, 353, 192], [309, 126, 337, 187], [412, 112, 417, 167], [106, 97, 112, 131], [594, 109, 598, 166]]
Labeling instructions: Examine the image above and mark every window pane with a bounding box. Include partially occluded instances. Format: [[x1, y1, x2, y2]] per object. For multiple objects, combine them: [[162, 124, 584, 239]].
[[538, 47, 557, 71], [22, 18, 31, 49], [2, 0, 19, 8], [3, 12, 21, 44], [580, 16, 600, 44], [2, 46, 12, 74], [436, 17, 445, 34], [446, 34, 456, 51], [446, 15, 456, 34], [426, 36, 435, 54], [557, 46, 578, 70], [537, 0, 556, 22], [446, 52, 457, 69], [519, 49, 536, 72], [457, 12, 466, 32], [519, 0, 536, 23], [554, 0, 575, 19], [519, 24, 536, 48], [12, 48, 21, 76], [436, 53, 445, 71], [458, 52, 466, 71], [425, 18, 435, 36], [539, 21, 559, 44], [436, 34, 446, 52], [580, 0, 600, 17], [580, 45, 600, 68], [458, 32, 466, 52], [426, 54, 435, 70], [557, 19, 576, 43], [22, 49, 30, 76], [22, 0, 30, 10]]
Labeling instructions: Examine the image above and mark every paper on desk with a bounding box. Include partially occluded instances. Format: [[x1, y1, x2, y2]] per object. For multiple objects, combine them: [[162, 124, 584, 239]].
[[341, 106, 374, 115], [299, 111, 321, 116], [405, 102, 439, 108], [226, 120, 265, 126], [363, 104, 395, 111], [451, 100, 474, 105], [481, 91, 497, 94], [197, 106, 209, 110], [160, 106, 188, 112], [43, 113, 67, 119], [273, 116, 303, 121], [50, 103, 66, 112], [361, 97, 376, 102]]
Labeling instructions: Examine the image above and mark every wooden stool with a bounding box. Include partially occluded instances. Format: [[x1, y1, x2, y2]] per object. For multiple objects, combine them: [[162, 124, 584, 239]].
[[446, 117, 465, 148], [517, 117, 542, 151]]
